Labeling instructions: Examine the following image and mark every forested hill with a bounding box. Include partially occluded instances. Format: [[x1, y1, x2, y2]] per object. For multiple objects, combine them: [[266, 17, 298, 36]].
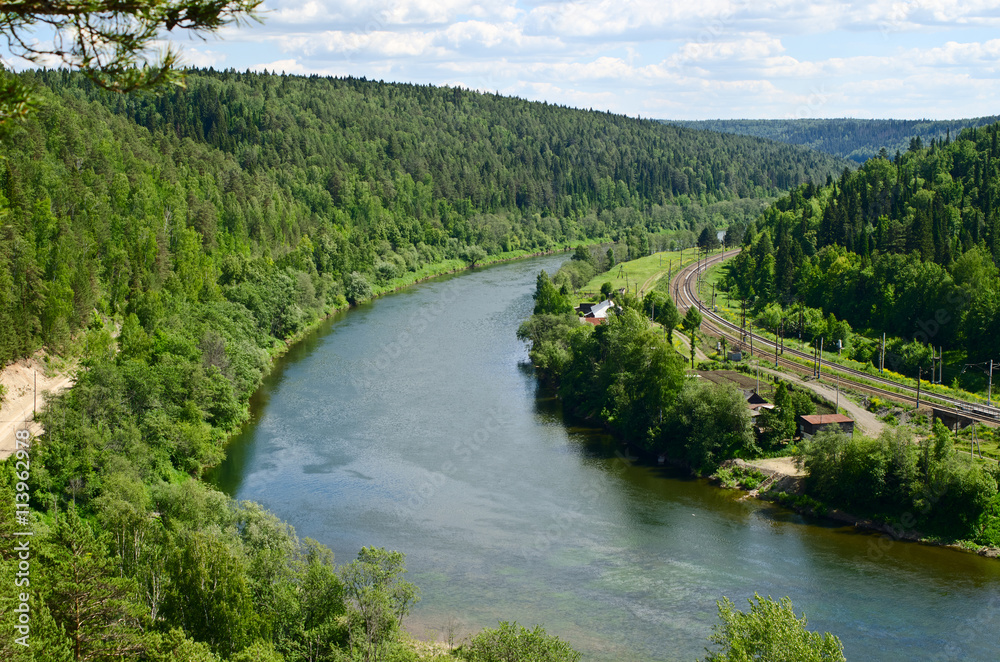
[[0, 69, 851, 368], [727, 123, 1000, 373], [665, 117, 1000, 163], [100, 70, 849, 202]]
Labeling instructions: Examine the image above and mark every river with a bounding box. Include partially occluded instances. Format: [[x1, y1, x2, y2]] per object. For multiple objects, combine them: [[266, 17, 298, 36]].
[[210, 253, 1000, 661]]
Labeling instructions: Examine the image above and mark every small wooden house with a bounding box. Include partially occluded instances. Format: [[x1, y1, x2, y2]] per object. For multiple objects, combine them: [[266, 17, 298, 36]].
[[797, 413, 854, 436]]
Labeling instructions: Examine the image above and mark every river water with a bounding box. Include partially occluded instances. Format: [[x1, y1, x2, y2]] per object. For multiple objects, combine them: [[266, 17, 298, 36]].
[[210, 254, 1000, 661]]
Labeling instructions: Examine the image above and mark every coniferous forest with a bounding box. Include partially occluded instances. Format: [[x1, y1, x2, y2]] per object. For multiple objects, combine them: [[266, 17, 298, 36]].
[[727, 127, 1000, 369], [0, 70, 851, 661]]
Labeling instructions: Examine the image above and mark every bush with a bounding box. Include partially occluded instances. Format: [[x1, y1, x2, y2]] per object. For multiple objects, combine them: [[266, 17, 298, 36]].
[[661, 381, 758, 471], [715, 466, 767, 490], [460, 622, 579, 662], [701, 594, 846, 662], [344, 271, 374, 304]]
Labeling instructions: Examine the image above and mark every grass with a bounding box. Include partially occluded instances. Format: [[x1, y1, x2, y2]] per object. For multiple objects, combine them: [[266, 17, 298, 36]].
[[953, 424, 1000, 462], [574, 247, 701, 305]]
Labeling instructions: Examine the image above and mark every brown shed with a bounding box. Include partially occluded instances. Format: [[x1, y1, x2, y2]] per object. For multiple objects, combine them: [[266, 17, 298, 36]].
[[798, 413, 854, 436]]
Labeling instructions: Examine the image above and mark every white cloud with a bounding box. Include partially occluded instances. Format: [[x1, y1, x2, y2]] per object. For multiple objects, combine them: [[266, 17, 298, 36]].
[[157, 0, 1000, 119], [251, 58, 309, 74]]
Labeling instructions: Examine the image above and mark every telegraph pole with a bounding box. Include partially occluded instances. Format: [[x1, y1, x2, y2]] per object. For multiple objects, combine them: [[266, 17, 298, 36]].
[[818, 337, 823, 378], [775, 324, 779, 368], [880, 332, 885, 375], [916, 365, 922, 409]]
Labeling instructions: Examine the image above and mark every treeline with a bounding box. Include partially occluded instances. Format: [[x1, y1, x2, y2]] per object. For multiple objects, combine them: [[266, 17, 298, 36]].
[[666, 117, 1000, 163], [725, 124, 1000, 379]]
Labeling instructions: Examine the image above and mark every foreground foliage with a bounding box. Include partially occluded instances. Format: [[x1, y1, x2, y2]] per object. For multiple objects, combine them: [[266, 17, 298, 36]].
[[701, 594, 846, 662], [459, 622, 580, 662]]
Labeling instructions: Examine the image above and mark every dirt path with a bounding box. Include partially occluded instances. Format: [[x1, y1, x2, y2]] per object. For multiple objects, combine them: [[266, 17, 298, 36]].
[[747, 456, 807, 477], [0, 355, 75, 459], [674, 331, 709, 363], [758, 366, 884, 437]]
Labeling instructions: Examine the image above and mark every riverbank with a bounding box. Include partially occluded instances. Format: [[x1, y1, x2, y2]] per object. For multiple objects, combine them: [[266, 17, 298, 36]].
[[714, 458, 1000, 560], [271, 242, 591, 361]]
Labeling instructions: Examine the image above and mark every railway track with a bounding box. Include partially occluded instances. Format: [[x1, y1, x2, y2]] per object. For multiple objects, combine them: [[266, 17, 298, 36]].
[[670, 249, 1000, 427]]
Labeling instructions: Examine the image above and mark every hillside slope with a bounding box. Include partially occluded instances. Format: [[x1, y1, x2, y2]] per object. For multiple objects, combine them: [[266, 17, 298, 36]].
[[665, 117, 1000, 163]]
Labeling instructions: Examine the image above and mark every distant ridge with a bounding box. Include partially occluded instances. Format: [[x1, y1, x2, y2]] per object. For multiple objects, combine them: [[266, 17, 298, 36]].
[[661, 117, 1000, 163]]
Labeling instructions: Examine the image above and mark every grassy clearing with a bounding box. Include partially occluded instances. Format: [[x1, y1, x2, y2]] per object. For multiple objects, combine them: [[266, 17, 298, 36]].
[[574, 248, 700, 304]]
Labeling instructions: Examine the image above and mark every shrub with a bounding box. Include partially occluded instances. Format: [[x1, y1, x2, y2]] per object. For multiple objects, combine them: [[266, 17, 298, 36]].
[[701, 594, 846, 662], [460, 622, 579, 662], [344, 271, 374, 304]]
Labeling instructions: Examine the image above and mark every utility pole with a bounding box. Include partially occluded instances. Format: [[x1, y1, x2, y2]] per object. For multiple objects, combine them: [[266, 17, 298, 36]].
[[880, 332, 885, 375], [916, 365, 922, 409], [775, 323, 779, 368], [741, 299, 746, 342], [818, 337, 823, 378], [749, 322, 753, 356], [989, 359, 993, 406]]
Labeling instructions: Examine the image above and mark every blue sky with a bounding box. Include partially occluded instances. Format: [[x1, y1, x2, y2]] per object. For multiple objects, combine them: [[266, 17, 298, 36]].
[[51, 1, 1000, 119]]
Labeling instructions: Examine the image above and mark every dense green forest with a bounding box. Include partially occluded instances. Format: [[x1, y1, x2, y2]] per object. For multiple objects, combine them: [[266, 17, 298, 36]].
[[725, 124, 1000, 376], [666, 117, 1000, 163], [0, 69, 850, 660], [0, 68, 852, 369]]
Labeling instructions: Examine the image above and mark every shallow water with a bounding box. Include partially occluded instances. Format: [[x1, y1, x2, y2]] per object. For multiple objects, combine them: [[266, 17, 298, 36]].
[[210, 254, 1000, 661]]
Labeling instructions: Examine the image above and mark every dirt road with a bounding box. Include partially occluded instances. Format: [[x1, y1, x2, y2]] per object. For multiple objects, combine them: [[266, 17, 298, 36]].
[[0, 355, 75, 459]]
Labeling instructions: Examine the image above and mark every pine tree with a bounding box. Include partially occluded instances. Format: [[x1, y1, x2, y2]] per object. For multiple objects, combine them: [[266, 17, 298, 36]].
[[40, 506, 145, 662]]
